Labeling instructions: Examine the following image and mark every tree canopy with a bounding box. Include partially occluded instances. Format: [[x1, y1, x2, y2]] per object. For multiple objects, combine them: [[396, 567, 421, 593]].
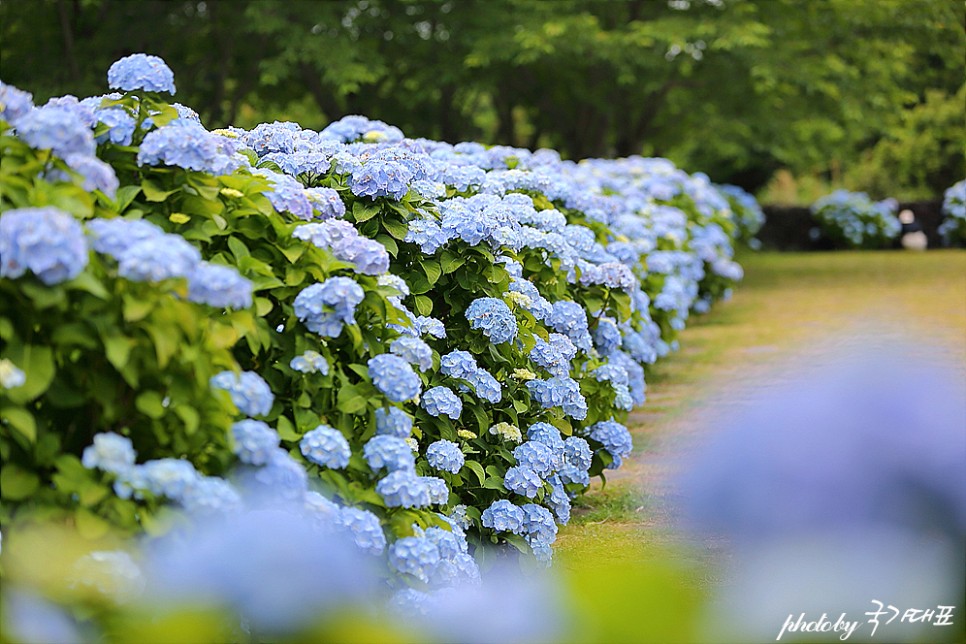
[[1, 0, 962, 198]]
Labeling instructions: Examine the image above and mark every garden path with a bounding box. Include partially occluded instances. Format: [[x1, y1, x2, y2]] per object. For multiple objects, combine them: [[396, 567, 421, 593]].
[[555, 250, 966, 564]]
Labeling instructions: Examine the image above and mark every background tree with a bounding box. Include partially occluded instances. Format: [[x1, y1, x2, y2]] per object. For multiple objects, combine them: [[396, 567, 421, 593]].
[[1, 0, 962, 199]]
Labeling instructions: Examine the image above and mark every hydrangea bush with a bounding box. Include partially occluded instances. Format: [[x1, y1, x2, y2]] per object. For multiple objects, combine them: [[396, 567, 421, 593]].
[[938, 179, 966, 247], [0, 54, 753, 597], [809, 189, 900, 249]]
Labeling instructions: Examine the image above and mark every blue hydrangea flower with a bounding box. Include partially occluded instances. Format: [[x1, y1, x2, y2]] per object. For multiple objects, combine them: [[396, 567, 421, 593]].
[[116, 234, 201, 282], [368, 354, 422, 402], [14, 105, 95, 158], [181, 476, 243, 515], [375, 407, 413, 438], [547, 301, 593, 352], [338, 507, 387, 555], [390, 336, 433, 372], [588, 420, 633, 469], [528, 334, 576, 378], [504, 465, 543, 498], [0, 81, 34, 123], [558, 464, 590, 487], [138, 121, 242, 175], [81, 432, 136, 475], [547, 476, 572, 525], [593, 317, 622, 356], [421, 386, 462, 419], [513, 441, 557, 478], [332, 234, 390, 276], [481, 499, 526, 534], [187, 262, 253, 309], [92, 105, 136, 145], [526, 377, 588, 420], [423, 476, 449, 504], [564, 436, 593, 471], [527, 422, 563, 448], [300, 425, 351, 469], [522, 503, 558, 561], [231, 420, 280, 465], [304, 490, 342, 521], [139, 458, 200, 500], [465, 297, 517, 344], [294, 277, 365, 337], [45, 154, 119, 197], [107, 53, 176, 93], [249, 449, 309, 500], [405, 216, 450, 254], [415, 316, 446, 338], [440, 350, 478, 380], [0, 207, 88, 285], [349, 158, 413, 200], [289, 350, 330, 375], [305, 187, 346, 220], [210, 370, 274, 417], [86, 218, 163, 258], [43, 95, 96, 128], [242, 121, 298, 156], [466, 368, 502, 404], [389, 536, 440, 583], [377, 470, 432, 508], [250, 167, 313, 220], [426, 440, 464, 474], [363, 435, 416, 472]]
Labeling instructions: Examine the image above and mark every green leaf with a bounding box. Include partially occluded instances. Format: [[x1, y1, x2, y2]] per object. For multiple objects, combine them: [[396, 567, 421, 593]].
[[276, 415, 300, 441], [483, 477, 506, 491], [382, 217, 409, 240], [1, 406, 37, 443], [421, 260, 442, 285], [228, 236, 251, 261], [103, 334, 134, 371], [413, 295, 433, 316], [142, 178, 178, 202], [337, 386, 368, 414], [123, 295, 156, 322], [0, 464, 40, 500], [69, 272, 110, 299], [2, 344, 55, 404], [135, 391, 166, 419], [464, 460, 485, 485], [440, 251, 466, 274], [115, 184, 142, 212], [352, 201, 380, 222]]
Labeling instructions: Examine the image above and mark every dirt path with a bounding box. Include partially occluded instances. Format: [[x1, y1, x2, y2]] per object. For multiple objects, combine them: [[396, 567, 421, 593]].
[[556, 250, 966, 558]]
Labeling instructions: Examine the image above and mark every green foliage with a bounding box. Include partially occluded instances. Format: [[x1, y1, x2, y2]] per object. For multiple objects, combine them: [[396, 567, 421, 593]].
[[1, 0, 961, 197]]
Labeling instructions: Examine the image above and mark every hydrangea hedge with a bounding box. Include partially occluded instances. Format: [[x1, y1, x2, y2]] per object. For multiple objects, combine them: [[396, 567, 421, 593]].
[[809, 189, 900, 249], [0, 55, 755, 589], [939, 179, 966, 247]]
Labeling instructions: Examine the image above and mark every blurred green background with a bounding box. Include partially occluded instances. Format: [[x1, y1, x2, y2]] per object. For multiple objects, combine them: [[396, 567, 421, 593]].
[[1, 0, 962, 201]]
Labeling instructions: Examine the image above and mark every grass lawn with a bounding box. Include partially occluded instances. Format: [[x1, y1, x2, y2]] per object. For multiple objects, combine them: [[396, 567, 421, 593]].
[[552, 250, 966, 640]]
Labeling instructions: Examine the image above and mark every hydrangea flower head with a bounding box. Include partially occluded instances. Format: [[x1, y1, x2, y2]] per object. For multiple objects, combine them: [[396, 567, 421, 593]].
[[375, 407, 413, 438], [107, 53, 176, 94], [389, 536, 440, 583], [300, 425, 351, 469], [368, 354, 422, 402], [489, 422, 523, 443], [294, 277, 365, 337], [481, 499, 526, 534], [504, 465, 543, 498], [338, 507, 387, 555], [187, 262, 253, 309], [513, 440, 557, 478], [210, 370, 275, 417], [526, 377, 588, 420], [290, 350, 330, 375], [14, 105, 96, 158], [421, 386, 462, 419], [231, 420, 280, 465], [376, 470, 433, 508], [364, 435, 416, 472], [588, 420, 633, 469], [0, 207, 88, 285], [426, 440, 464, 474], [138, 121, 242, 175], [390, 336, 433, 372], [116, 234, 201, 283], [465, 297, 517, 344], [0, 81, 34, 123], [82, 432, 136, 475]]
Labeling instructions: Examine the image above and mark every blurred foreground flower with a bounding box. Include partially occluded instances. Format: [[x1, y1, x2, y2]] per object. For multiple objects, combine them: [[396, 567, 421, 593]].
[[674, 338, 966, 642]]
